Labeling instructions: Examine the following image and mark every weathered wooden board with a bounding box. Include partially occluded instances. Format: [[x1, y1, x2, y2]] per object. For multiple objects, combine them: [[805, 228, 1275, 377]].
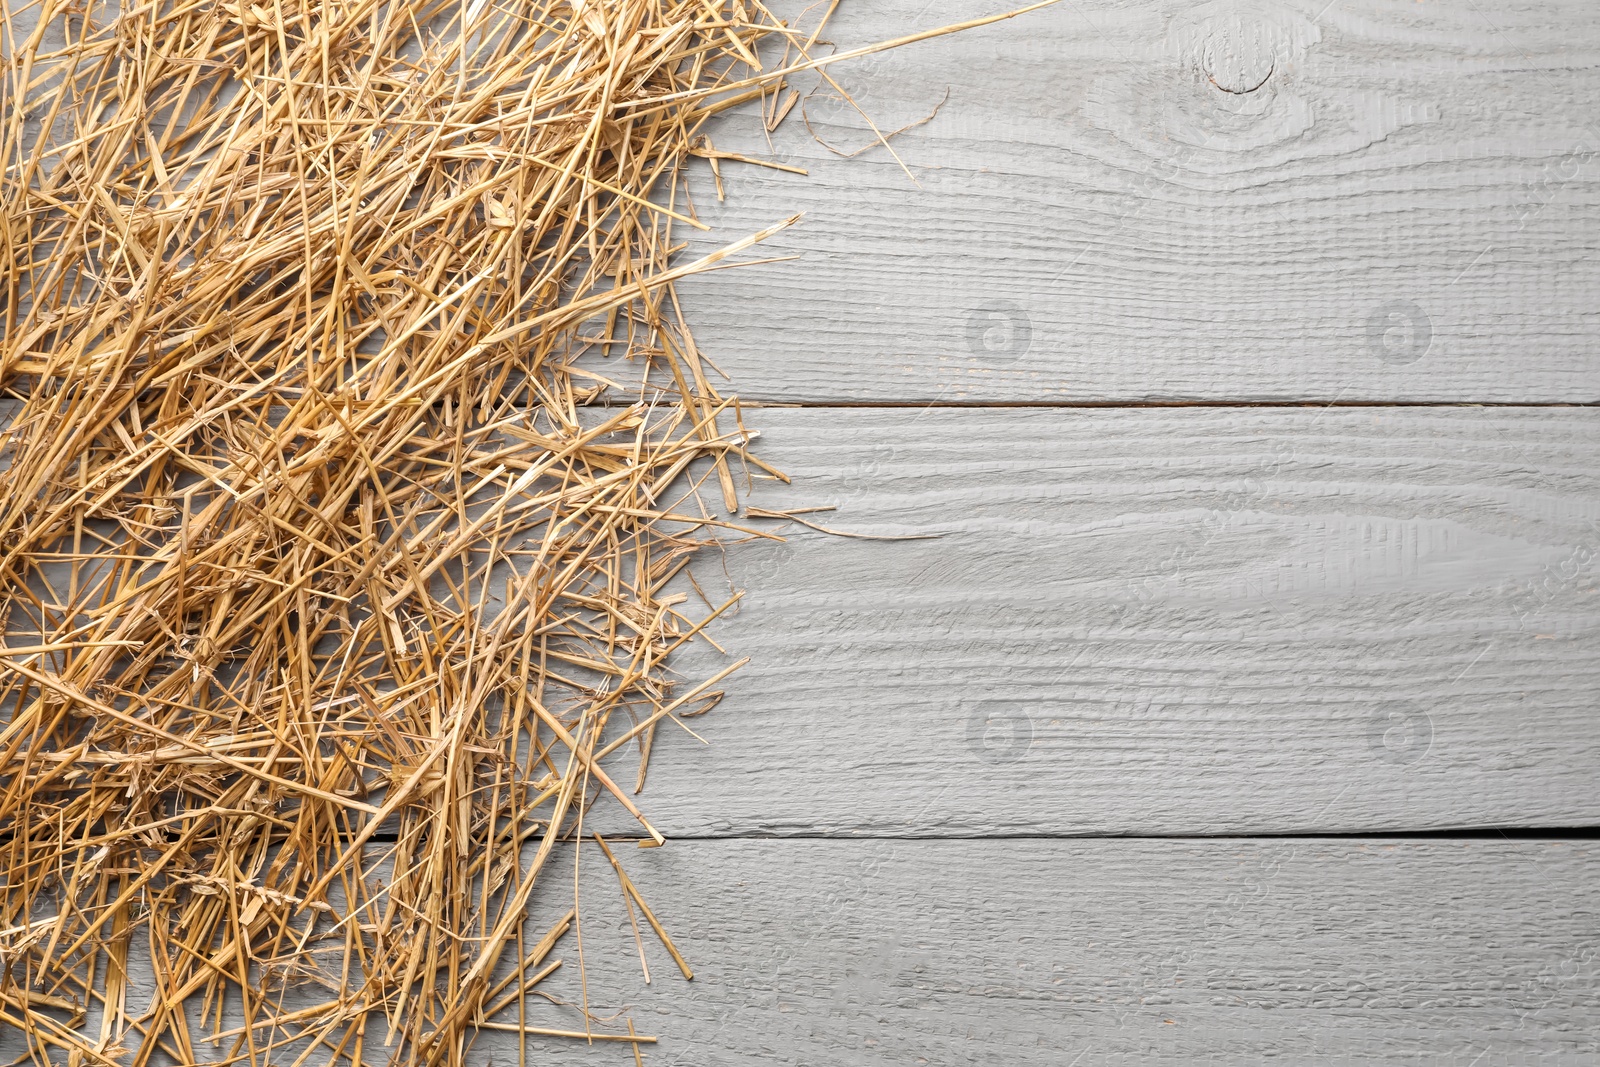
[[608, 406, 1600, 836], [666, 0, 1600, 403], [461, 838, 1599, 1065], [22, 840, 1595, 1064]]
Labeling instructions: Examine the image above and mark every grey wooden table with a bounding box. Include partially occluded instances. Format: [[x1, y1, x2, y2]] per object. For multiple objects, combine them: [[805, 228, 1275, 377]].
[[478, 1, 1600, 1063], [11, 0, 1593, 1063]]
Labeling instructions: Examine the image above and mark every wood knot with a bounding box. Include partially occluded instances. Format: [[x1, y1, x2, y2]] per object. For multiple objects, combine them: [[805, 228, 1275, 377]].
[[1169, 0, 1319, 96], [1200, 16, 1278, 94]]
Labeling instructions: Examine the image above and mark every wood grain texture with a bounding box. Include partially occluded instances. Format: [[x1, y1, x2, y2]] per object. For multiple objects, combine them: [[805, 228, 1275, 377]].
[[607, 406, 1600, 836], [456, 839, 1598, 1065], [662, 0, 1600, 402], [21, 840, 1596, 1064]]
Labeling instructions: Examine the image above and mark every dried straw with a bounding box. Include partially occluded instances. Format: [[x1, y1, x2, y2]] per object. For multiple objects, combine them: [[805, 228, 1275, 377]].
[[0, 0, 1048, 1062]]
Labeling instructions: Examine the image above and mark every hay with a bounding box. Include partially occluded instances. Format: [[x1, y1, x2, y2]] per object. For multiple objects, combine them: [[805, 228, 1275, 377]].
[[0, 0, 1048, 1061]]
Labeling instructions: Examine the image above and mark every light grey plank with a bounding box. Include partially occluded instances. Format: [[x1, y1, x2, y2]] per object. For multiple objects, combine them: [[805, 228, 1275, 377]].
[[20, 840, 1596, 1064], [620, 406, 1600, 835], [668, 0, 1600, 402], [470, 838, 1600, 1066]]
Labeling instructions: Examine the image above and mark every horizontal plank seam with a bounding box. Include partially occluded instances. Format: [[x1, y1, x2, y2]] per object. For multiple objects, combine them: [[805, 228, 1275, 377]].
[[245, 826, 1600, 847], [638, 827, 1600, 842], [9, 391, 1595, 412], [13, 828, 1583, 848], [585, 400, 1600, 410]]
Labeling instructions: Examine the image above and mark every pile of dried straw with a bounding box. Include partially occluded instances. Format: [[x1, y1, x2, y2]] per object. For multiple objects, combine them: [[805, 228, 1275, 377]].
[[0, 0, 1041, 1061]]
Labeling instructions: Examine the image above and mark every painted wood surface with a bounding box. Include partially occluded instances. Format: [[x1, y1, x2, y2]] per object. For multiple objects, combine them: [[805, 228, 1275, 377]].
[[661, 0, 1600, 403], [462, 839, 1599, 1065], [34, 839, 1596, 1066], [7, 2, 1598, 1062], [595, 406, 1600, 836]]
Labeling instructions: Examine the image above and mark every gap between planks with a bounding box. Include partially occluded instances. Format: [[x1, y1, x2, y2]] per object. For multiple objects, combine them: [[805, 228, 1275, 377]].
[[580, 399, 1600, 409], [281, 827, 1600, 847]]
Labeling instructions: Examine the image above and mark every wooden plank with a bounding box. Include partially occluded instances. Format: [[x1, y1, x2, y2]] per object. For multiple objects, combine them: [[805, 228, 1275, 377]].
[[666, 0, 1600, 402], [613, 406, 1600, 835], [458, 838, 1600, 1065], [39, 839, 1596, 1065]]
